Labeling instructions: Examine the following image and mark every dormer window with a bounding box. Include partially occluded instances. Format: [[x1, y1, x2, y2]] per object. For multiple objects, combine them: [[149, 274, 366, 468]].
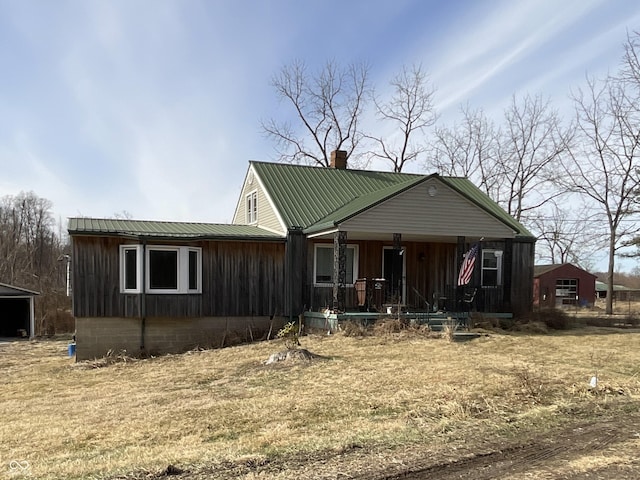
[[246, 191, 257, 224]]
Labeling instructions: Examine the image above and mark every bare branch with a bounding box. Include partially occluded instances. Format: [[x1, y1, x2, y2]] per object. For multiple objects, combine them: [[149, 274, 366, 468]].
[[367, 64, 437, 172], [261, 60, 371, 167]]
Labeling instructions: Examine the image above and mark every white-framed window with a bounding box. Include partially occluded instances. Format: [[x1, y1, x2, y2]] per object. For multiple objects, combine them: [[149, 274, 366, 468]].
[[119, 245, 202, 294], [314, 244, 358, 286], [120, 245, 142, 293], [481, 249, 503, 286], [246, 190, 257, 224]]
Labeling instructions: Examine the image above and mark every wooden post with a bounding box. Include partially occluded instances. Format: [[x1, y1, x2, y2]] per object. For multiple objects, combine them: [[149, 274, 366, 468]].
[[393, 233, 402, 302], [332, 231, 347, 311]]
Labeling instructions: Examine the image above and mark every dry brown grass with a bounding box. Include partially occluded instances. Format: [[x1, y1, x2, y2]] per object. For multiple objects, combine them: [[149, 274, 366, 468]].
[[1, 329, 640, 479]]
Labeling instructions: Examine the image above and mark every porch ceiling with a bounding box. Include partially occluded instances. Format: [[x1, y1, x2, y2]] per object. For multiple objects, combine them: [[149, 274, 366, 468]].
[[307, 230, 504, 243]]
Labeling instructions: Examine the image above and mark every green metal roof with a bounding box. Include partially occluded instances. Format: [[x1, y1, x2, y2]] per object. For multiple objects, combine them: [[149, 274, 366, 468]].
[[252, 162, 534, 238], [68, 218, 284, 241], [595, 281, 634, 292], [251, 161, 419, 229], [534, 264, 562, 277]]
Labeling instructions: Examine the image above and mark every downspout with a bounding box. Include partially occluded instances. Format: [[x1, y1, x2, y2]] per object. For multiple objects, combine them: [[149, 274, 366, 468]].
[[140, 238, 147, 353], [287, 231, 293, 323]]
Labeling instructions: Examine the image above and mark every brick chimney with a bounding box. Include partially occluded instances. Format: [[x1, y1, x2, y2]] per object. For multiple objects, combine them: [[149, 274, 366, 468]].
[[330, 150, 348, 169]]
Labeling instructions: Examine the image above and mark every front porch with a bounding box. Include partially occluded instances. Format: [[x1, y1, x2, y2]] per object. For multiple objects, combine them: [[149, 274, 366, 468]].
[[301, 229, 529, 318]]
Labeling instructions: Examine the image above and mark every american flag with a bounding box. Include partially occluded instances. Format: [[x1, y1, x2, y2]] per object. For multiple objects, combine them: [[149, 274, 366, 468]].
[[457, 243, 478, 286]]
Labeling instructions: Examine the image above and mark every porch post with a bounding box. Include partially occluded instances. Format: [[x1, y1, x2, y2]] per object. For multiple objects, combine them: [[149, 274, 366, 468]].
[[456, 236, 465, 278], [332, 231, 347, 311], [456, 236, 465, 310], [393, 233, 401, 251], [393, 233, 402, 302]]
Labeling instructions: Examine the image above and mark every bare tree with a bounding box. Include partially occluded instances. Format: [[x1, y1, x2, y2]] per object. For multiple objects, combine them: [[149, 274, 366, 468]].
[[428, 95, 572, 224], [559, 70, 640, 314], [0, 191, 71, 334], [621, 30, 640, 87], [429, 105, 501, 194], [528, 200, 603, 268], [261, 60, 370, 167], [497, 94, 573, 222], [366, 64, 437, 172]]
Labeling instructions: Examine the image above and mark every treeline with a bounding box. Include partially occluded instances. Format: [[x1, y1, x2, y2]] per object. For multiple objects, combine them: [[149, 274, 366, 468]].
[[0, 191, 72, 334]]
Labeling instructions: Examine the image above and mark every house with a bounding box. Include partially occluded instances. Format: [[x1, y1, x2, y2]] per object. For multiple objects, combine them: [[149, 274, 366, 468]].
[[69, 151, 536, 360], [533, 263, 597, 309], [595, 281, 640, 302], [0, 283, 38, 338]]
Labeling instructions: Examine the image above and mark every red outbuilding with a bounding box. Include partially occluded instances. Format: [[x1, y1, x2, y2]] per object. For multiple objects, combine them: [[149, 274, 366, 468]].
[[533, 263, 597, 309]]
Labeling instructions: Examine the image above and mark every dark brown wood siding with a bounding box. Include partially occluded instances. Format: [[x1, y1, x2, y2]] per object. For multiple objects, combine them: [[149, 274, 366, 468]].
[[72, 236, 286, 318], [509, 239, 535, 315], [285, 229, 307, 317]]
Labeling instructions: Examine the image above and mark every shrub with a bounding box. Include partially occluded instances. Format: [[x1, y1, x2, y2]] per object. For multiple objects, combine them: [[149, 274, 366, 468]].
[[276, 321, 300, 350], [341, 320, 370, 337], [441, 317, 459, 342], [541, 309, 571, 330], [523, 308, 571, 330]]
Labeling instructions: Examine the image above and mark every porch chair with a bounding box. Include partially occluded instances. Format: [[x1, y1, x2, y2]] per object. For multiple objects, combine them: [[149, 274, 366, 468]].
[[433, 291, 447, 312], [459, 288, 477, 312]]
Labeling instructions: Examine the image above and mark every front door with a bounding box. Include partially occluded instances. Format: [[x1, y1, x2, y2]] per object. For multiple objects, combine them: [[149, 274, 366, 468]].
[[383, 247, 405, 304]]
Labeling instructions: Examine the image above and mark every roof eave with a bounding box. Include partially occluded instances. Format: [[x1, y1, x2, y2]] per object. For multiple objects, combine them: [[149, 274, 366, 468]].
[[68, 231, 285, 242], [0, 283, 40, 295]]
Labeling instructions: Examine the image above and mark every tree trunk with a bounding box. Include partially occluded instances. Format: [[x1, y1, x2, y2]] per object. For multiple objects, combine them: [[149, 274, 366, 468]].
[[606, 235, 615, 315]]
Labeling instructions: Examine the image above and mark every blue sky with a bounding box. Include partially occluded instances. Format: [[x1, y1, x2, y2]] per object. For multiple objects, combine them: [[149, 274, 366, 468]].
[[1, 0, 639, 229]]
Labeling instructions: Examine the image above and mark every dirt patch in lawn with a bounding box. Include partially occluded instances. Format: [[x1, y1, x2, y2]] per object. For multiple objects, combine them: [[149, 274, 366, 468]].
[[108, 409, 640, 479]]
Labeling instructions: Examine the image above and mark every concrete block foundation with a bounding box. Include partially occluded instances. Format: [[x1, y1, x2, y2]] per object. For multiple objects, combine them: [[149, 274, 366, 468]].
[[74, 316, 285, 361]]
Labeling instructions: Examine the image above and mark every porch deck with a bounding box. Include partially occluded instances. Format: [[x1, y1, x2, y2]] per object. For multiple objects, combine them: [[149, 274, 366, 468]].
[[303, 309, 512, 333]]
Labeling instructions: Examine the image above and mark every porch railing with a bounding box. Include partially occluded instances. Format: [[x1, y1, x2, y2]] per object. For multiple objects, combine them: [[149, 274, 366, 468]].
[[309, 284, 507, 314]]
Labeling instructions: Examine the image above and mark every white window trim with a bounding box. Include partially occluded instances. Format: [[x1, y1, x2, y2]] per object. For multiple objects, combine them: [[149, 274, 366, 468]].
[[313, 243, 359, 287], [120, 245, 142, 293], [146, 246, 202, 294], [119, 245, 202, 294], [481, 249, 503, 286], [186, 247, 202, 293], [246, 190, 258, 224]]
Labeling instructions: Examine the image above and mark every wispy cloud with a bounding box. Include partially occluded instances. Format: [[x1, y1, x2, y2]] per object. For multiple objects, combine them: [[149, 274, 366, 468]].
[[428, 0, 605, 114], [1, 0, 639, 232]]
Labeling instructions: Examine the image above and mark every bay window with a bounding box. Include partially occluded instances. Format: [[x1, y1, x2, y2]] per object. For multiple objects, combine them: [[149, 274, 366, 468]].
[[120, 245, 202, 294]]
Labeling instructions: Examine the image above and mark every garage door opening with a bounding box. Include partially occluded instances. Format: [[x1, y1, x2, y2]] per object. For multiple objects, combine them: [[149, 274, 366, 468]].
[[0, 283, 38, 338], [0, 298, 30, 337]]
